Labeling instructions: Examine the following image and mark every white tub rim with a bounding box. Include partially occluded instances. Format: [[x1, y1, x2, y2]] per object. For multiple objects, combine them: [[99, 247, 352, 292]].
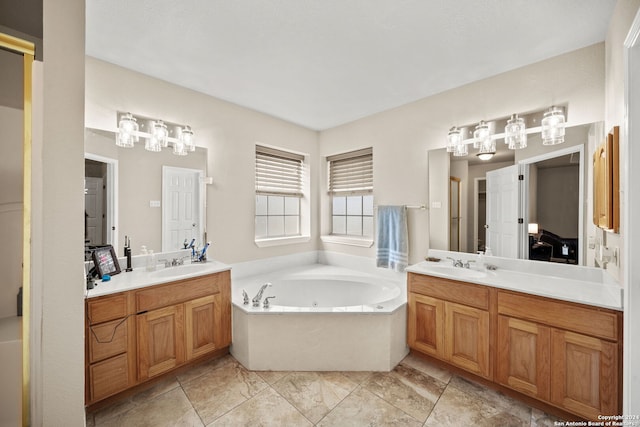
[[232, 264, 406, 314]]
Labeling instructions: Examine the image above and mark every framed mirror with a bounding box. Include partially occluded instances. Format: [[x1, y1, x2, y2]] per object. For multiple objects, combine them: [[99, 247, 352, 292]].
[[428, 122, 602, 267]]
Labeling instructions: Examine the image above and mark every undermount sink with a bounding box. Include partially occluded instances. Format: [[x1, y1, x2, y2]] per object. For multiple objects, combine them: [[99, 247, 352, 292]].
[[426, 265, 488, 279], [149, 262, 213, 278]]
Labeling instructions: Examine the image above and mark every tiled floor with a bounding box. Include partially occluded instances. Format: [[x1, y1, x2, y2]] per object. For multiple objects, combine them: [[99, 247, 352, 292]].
[[86, 354, 560, 426]]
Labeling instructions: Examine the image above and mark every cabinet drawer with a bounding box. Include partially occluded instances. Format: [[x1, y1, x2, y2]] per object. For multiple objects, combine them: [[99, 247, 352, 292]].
[[135, 272, 227, 313], [89, 318, 128, 363], [408, 273, 489, 310], [87, 293, 128, 325], [498, 291, 619, 341], [89, 353, 129, 402]]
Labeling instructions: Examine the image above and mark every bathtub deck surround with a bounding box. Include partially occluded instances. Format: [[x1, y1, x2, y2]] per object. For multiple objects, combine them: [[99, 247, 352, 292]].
[[406, 251, 623, 420], [230, 251, 408, 371]]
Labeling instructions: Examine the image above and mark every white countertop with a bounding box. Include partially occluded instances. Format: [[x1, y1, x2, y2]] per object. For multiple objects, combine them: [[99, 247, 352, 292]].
[[85, 260, 231, 299], [406, 251, 623, 311]]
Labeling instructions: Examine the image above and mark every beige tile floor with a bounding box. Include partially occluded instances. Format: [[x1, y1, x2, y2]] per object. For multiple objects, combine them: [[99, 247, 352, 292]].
[[86, 354, 561, 426]]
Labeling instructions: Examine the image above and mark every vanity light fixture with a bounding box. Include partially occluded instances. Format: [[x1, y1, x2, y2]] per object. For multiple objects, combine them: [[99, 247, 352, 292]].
[[444, 105, 567, 157], [115, 112, 197, 156], [152, 120, 169, 148], [446, 126, 462, 153], [116, 112, 139, 148], [473, 121, 491, 149], [541, 106, 566, 145], [505, 114, 527, 149], [476, 138, 496, 160]]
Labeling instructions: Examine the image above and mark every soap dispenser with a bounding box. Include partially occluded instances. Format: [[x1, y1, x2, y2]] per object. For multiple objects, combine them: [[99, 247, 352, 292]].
[[477, 251, 485, 271], [146, 250, 157, 272]]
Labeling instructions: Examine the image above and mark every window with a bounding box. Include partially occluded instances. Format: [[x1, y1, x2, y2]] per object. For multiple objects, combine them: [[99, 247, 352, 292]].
[[328, 148, 374, 237], [255, 145, 304, 240]]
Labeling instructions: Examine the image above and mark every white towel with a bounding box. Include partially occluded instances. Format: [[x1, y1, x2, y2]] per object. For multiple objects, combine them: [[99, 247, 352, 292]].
[[376, 205, 409, 272]]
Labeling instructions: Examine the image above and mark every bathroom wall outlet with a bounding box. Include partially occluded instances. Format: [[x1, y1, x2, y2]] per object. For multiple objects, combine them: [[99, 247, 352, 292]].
[[149, 200, 161, 208], [431, 201, 442, 209]]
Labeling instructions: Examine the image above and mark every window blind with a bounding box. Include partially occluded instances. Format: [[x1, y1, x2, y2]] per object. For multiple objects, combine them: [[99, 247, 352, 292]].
[[327, 147, 373, 194], [255, 145, 304, 197]]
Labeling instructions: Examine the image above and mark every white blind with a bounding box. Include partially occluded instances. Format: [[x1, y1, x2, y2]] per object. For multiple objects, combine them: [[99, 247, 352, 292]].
[[255, 145, 304, 197], [328, 148, 373, 194]]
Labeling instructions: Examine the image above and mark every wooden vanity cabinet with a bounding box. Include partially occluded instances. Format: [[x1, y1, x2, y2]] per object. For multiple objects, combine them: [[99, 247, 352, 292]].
[[498, 290, 621, 419], [408, 273, 491, 379], [407, 272, 622, 421], [85, 292, 135, 403], [85, 270, 231, 405]]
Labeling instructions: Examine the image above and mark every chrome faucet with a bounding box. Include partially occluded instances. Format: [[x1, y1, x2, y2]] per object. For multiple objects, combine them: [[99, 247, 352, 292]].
[[463, 259, 476, 269], [263, 296, 276, 309], [252, 283, 272, 307], [446, 257, 464, 268]]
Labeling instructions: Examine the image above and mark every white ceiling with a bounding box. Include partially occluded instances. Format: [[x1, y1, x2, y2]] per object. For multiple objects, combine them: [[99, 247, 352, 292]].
[[86, 0, 616, 131]]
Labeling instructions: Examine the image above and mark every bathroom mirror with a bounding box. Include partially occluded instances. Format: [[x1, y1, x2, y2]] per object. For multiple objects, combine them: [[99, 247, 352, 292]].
[[428, 122, 601, 266], [84, 128, 208, 257]]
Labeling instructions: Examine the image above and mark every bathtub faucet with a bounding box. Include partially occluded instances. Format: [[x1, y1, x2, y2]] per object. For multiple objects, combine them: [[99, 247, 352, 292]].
[[252, 283, 272, 307]]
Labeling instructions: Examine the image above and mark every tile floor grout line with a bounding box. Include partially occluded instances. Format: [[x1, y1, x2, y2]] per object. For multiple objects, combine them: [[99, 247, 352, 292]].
[[265, 374, 320, 426], [179, 381, 207, 427]]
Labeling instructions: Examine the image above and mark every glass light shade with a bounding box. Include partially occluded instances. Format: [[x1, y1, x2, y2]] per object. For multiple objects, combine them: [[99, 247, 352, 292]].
[[180, 125, 195, 152], [505, 114, 527, 149], [145, 136, 162, 152], [152, 120, 169, 148], [541, 107, 566, 145], [446, 127, 462, 152], [116, 113, 138, 148], [528, 223, 539, 234], [473, 121, 490, 149], [452, 141, 468, 157], [476, 138, 496, 161], [173, 141, 188, 156]]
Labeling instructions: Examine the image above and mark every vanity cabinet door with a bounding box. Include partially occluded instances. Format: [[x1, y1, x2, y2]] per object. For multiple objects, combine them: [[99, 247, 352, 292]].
[[185, 294, 221, 360], [137, 304, 185, 380], [497, 315, 550, 401], [550, 329, 618, 420], [444, 301, 490, 379], [407, 293, 444, 358]]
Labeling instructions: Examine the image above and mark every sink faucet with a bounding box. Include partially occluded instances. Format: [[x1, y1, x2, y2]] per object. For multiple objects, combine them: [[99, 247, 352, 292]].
[[252, 283, 272, 307], [446, 257, 464, 268]]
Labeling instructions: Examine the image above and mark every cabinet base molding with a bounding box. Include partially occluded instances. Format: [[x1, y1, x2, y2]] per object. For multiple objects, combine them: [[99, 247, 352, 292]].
[[408, 350, 586, 423], [85, 347, 229, 413]]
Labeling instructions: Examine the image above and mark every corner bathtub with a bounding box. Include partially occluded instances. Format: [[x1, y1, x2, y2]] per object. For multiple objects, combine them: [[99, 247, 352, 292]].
[[230, 264, 408, 371]]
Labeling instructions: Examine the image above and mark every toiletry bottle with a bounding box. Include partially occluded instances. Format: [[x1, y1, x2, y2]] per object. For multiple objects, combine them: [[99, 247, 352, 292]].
[[146, 250, 156, 272], [477, 251, 485, 271], [484, 246, 493, 257]]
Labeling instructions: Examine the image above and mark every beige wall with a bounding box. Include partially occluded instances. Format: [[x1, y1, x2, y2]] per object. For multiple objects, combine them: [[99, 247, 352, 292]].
[[604, 0, 640, 415], [85, 58, 320, 264], [31, 0, 86, 425], [320, 43, 605, 265]]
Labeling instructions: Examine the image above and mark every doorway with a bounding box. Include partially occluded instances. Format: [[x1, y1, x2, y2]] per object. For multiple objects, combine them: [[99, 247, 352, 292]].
[[162, 166, 204, 252], [449, 176, 461, 251]]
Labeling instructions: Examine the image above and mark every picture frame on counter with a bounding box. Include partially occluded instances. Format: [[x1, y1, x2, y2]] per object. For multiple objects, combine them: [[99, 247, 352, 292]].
[[91, 245, 121, 278]]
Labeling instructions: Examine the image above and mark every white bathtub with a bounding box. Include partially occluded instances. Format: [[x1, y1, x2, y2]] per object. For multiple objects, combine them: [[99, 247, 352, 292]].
[[231, 264, 408, 371]]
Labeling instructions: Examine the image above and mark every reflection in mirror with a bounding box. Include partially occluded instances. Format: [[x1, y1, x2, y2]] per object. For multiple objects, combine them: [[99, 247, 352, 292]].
[[84, 128, 208, 257], [449, 177, 461, 251], [428, 122, 601, 267]]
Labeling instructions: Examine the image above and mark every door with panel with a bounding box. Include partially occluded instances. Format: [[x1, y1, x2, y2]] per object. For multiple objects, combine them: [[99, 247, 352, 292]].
[[444, 301, 490, 379], [185, 294, 222, 360], [497, 315, 550, 401], [137, 304, 185, 380], [407, 293, 444, 358], [550, 329, 618, 420]]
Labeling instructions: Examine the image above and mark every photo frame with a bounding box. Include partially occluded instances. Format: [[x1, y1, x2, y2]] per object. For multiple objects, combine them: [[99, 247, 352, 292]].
[[91, 245, 121, 278]]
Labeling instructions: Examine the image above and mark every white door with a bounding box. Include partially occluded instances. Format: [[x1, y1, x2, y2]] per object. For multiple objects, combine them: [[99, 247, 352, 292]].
[[84, 177, 104, 245], [486, 165, 520, 258], [162, 167, 203, 252]]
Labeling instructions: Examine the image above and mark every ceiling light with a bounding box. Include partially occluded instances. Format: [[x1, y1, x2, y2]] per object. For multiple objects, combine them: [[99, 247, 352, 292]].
[[541, 106, 566, 145], [505, 114, 527, 149], [446, 127, 462, 153]]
